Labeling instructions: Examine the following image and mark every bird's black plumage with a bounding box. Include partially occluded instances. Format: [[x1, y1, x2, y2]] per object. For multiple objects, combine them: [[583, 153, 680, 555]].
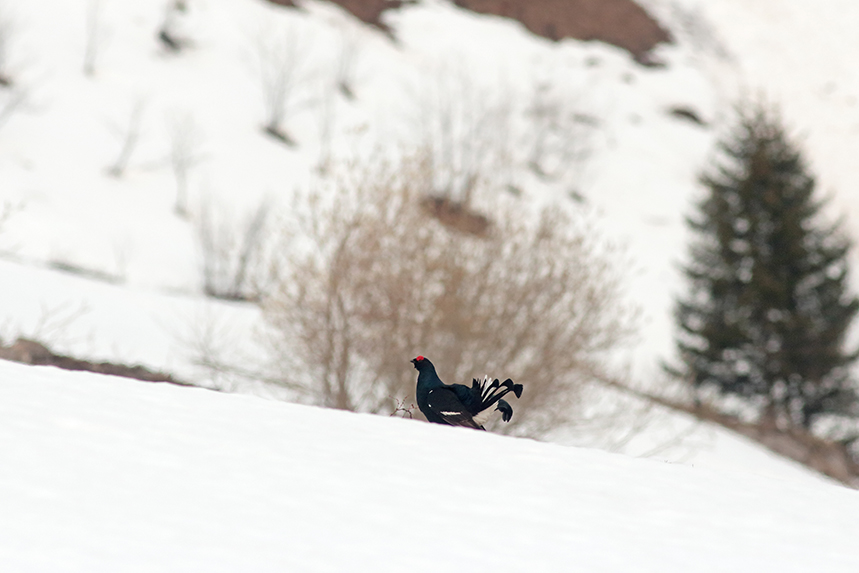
[[411, 356, 523, 430]]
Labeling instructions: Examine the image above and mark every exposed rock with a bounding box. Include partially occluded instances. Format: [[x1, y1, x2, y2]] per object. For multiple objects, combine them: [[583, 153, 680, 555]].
[[265, 0, 671, 63], [452, 0, 671, 64], [668, 105, 708, 126], [0, 337, 195, 387]]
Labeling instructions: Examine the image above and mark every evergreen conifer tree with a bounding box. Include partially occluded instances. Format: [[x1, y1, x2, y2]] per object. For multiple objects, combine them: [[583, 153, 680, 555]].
[[673, 104, 859, 429]]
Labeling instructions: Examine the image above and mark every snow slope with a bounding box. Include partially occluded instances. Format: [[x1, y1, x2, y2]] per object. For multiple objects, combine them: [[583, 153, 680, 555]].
[[2, 360, 858, 572], [0, 258, 263, 382], [0, 0, 859, 536], [0, 0, 718, 373], [3, 0, 855, 378]]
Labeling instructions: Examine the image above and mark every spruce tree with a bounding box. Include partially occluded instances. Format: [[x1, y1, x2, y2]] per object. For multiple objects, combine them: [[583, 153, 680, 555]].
[[673, 104, 859, 429]]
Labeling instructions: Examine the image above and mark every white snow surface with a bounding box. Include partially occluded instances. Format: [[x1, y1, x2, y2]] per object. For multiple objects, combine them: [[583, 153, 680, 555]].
[[3, 360, 859, 572], [1, 0, 857, 379], [3, 0, 859, 567]]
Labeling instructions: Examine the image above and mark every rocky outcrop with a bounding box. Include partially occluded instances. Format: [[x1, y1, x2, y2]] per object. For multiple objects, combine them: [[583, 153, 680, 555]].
[[0, 338, 194, 387], [266, 0, 671, 63], [452, 0, 671, 64]]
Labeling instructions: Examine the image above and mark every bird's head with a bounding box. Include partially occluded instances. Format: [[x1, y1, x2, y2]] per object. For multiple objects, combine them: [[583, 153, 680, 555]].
[[411, 355, 431, 371]]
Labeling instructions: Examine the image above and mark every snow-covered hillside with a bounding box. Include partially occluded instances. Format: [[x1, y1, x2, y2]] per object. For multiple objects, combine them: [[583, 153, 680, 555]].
[[3, 0, 859, 566], [0, 0, 717, 375], [3, 0, 857, 382], [3, 361, 858, 572]]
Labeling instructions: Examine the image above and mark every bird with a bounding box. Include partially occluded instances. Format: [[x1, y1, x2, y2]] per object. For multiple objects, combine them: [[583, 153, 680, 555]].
[[410, 355, 523, 430]]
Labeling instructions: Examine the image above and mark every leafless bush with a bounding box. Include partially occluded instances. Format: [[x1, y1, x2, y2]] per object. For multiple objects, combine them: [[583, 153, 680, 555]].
[[111, 236, 133, 283], [524, 80, 596, 186], [262, 156, 634, 437], [0, 84, 27, 133], [158, 1, 191, 54], [0, 200, 11, 229], [0, 2, 19, 86], [416, 65, 512, 207], [83, 0, 104, 76], [0, 5, 32, 135], [334, 26, 360, 100], [175, 306, 262, 392], [106, 98, 146, 178], [415, 68, 596, 207], [24, 300, 91, 349], [166, 109, 205, 217], [0, 199, 22, 253], [666, 1, 732, 61], [315, 73, 336, 174], [390, 397, 417, 419], [197, 197, 272, 301], [254, 22, 311, 145]]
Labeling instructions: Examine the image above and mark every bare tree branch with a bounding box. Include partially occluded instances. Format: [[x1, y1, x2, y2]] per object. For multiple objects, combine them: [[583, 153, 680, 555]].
[[106, 98, 146, 178], [166, 109, 205, 217], [83, 0, 104, 77], [263, 155, 636, 437]]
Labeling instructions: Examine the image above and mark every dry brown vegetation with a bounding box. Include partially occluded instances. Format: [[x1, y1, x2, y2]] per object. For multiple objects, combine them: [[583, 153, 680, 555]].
[[198, 198, 271, 302], [261, 155, 634, 437]]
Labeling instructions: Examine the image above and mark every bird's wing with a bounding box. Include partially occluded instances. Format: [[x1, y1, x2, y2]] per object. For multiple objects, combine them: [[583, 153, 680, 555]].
[[450, 383, 477, 409], [425, 388, 485, 430]]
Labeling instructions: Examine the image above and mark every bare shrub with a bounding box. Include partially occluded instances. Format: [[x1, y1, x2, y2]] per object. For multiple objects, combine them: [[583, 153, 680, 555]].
[[524, 80, 596, 186], [197, 197, 272, 301], [0, 200, 10, 229], [334, 25, 360, 100], [667, 1, 732, 61], [415, 67, 596, 207], [0, 2, 19, 86], [0, 199, 22, 254], [158, 1, 191, 54], [0, 4, 32, 135], [23, 300, 90, 349], [315, 73, 335, 174], [253, 22, 311, 145], [83, 0, 104, 77], [166, 109, 205, 217], [0, 84, 27, 133], [106, 98, 146, 178], [0, 301, 88, 356], [176, 306, 264, 392], [262, 156, 634, 437], [416, 65, 512, 207]]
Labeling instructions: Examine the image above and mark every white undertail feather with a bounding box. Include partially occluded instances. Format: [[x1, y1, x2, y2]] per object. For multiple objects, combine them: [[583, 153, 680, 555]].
[[472, 376, 500, 426], [472, 408, 492, 426], [481, 378, 506, 403]]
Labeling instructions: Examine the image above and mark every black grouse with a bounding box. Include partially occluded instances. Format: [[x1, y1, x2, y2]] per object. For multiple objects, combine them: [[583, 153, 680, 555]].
[[411, 355, 523, 430]]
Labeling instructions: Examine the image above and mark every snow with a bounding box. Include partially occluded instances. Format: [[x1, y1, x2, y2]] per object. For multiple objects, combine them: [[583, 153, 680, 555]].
[[0, 258, 262, 381], [2, 0, 853, 379], [3, 361, 859, 572], [2, 0, 859, 567]]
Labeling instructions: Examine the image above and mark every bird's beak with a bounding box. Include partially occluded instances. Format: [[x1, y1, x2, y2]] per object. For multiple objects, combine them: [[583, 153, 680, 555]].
[[410, 358, 417, 367]]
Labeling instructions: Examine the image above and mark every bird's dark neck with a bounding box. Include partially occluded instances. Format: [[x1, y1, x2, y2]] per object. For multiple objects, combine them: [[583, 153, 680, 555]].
[[416, 366, 444, 390]]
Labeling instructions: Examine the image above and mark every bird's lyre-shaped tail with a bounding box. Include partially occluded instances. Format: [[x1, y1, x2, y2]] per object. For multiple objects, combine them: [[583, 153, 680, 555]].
[[470, 376, 523, 423]]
